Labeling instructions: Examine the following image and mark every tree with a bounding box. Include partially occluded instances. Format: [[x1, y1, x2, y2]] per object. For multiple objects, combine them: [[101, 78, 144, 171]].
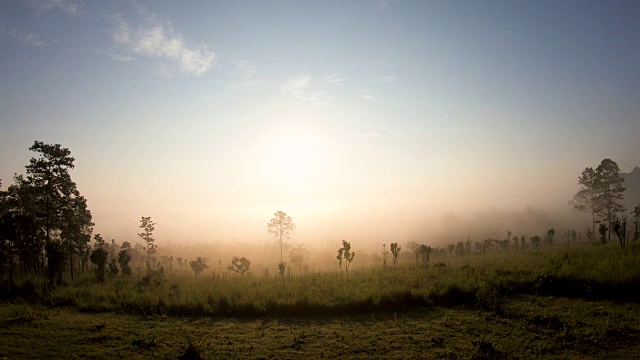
[[108, 258, 119, 277], [189, 257, 209, 277], [390, 242, 401, 267], [138, 216, 156, 272], [530, 236, 541, 253], [267, 211, 295, 278], [544, 228, 555, 247], [595, 159, 626, 242], [381, 244, 389, 268], [25, 141, 76, 249], [598, 223, 608, 243], [612, 216, 628, 249], [90, 234, 108, 283], [337, 240, 355, 277], [117, 247, 132, 277], [227, 256, 251, 277], [632, 205, 640, 242], [406, 241, 420, 266], [419, 245, 432, 267], [571, 167, 599, 242], [23, 141, 93, 283], [288, 243, 310, 275]]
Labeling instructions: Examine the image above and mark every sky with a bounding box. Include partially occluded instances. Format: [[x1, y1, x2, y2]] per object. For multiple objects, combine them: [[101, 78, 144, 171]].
[[1, 1, 639, 248]]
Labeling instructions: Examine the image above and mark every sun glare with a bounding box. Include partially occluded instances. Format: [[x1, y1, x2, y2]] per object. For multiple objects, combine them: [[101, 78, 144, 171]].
[[274, 131, 316, 178]]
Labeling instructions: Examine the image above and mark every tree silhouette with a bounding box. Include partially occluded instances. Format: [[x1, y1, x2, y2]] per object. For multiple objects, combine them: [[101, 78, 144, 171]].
[[406, 241, 420, 266], [337, 240, 355, 277], [90, 234, 108, 283], [390, 242, 401, 267], [227, 256, 251, 277], [530, 236, 542, 253], [288, 243, 310, 275], [138, 216, 156, 272], [571, 167, 599, 243], [267, 211, 295, 278], [189, 257, 209, 277], [595, 159, 626, 242]]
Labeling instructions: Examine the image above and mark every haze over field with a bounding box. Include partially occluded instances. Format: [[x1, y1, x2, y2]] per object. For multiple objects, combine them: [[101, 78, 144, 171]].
[[1, 1, 639, 248]]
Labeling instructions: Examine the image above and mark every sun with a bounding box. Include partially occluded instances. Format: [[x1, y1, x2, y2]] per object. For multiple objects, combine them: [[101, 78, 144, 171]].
[[271, 128, 319, 179]]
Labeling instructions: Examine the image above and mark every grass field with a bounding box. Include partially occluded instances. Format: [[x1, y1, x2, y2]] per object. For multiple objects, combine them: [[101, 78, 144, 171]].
[[2, 241, 640, 358]]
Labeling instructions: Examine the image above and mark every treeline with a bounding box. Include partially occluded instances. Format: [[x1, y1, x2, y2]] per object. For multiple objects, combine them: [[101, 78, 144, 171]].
[[2, 143, 640, 294]]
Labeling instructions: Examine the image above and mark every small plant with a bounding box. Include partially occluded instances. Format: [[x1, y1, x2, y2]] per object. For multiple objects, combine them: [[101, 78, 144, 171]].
[[107, 258, 119, 277], [530, 236, 542, 253], [189, 257, 209, 277], [419, 245, 431, 267], [337, 240, 355, 277], [390, 242, 401, 267], [599, 223, 608, 243], [90, 235, 108, 283], [118, 248, 132, 277], [227, 256, 251, 277], [381, 244, 389, 268]]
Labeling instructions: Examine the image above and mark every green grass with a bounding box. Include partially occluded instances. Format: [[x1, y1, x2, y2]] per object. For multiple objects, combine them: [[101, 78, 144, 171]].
[[4, 241, 640, 317], [2, 295, 639, 359], [2, 241, 640, 358]]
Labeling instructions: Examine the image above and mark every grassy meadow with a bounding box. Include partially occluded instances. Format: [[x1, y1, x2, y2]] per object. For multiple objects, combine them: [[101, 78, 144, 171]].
[[2, 241, 640, 358]]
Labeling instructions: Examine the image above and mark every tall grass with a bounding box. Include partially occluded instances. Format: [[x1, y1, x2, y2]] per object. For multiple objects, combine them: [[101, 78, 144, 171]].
[[4, 241, 639, 317]]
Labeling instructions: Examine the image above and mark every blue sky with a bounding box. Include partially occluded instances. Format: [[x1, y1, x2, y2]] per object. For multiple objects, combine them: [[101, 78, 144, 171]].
[[1, 1, 639, 245]]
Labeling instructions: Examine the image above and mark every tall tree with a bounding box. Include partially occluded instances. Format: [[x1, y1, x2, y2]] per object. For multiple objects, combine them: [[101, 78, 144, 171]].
[[138, 216, 156, 272], [25, 141, 76, 249], [60, 194, 93, 280], [22, 141, 92, 283], [267, 211, 295, 278], [595, 159, 626, 242], [571, 167, 599, 241]]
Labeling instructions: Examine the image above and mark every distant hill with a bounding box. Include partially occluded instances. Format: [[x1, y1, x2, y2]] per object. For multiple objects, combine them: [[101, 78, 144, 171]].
[[621, 166, 640, 211]]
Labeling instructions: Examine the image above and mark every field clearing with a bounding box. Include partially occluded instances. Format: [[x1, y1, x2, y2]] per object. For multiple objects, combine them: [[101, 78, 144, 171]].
[[2, 242, 640, 358], [2, 295, 639, 359]]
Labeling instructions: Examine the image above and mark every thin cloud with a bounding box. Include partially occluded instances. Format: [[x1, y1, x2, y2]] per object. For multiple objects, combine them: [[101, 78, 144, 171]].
[[384, 73, 398, 82], [228, 59, 256, 90], [110, 14, 216, 77], [0, 23, 45, 47], [27, 0, 82, 16], [96, 50, 135, 63], [281, 74, 325, 101], [324, 74, 345, 86], [360, 94, 377, 102]]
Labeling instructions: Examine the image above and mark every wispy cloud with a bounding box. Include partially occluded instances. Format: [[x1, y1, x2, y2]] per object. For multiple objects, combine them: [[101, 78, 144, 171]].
[[324, 74, 345, 86], [109, 14, 216, 77], [0, 22, 45, 47], [281, 74, 326, 102], [384, 73, 398, 82], [360, 93, 377, 102], [27, 0, 82, 16], [281, 73, 348, 102], [228, 59, 256, 90], [96, 50, 135, 63]]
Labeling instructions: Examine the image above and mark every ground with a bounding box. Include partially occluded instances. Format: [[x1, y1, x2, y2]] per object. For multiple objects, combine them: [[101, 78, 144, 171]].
[[2, 295, 639, 359]]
